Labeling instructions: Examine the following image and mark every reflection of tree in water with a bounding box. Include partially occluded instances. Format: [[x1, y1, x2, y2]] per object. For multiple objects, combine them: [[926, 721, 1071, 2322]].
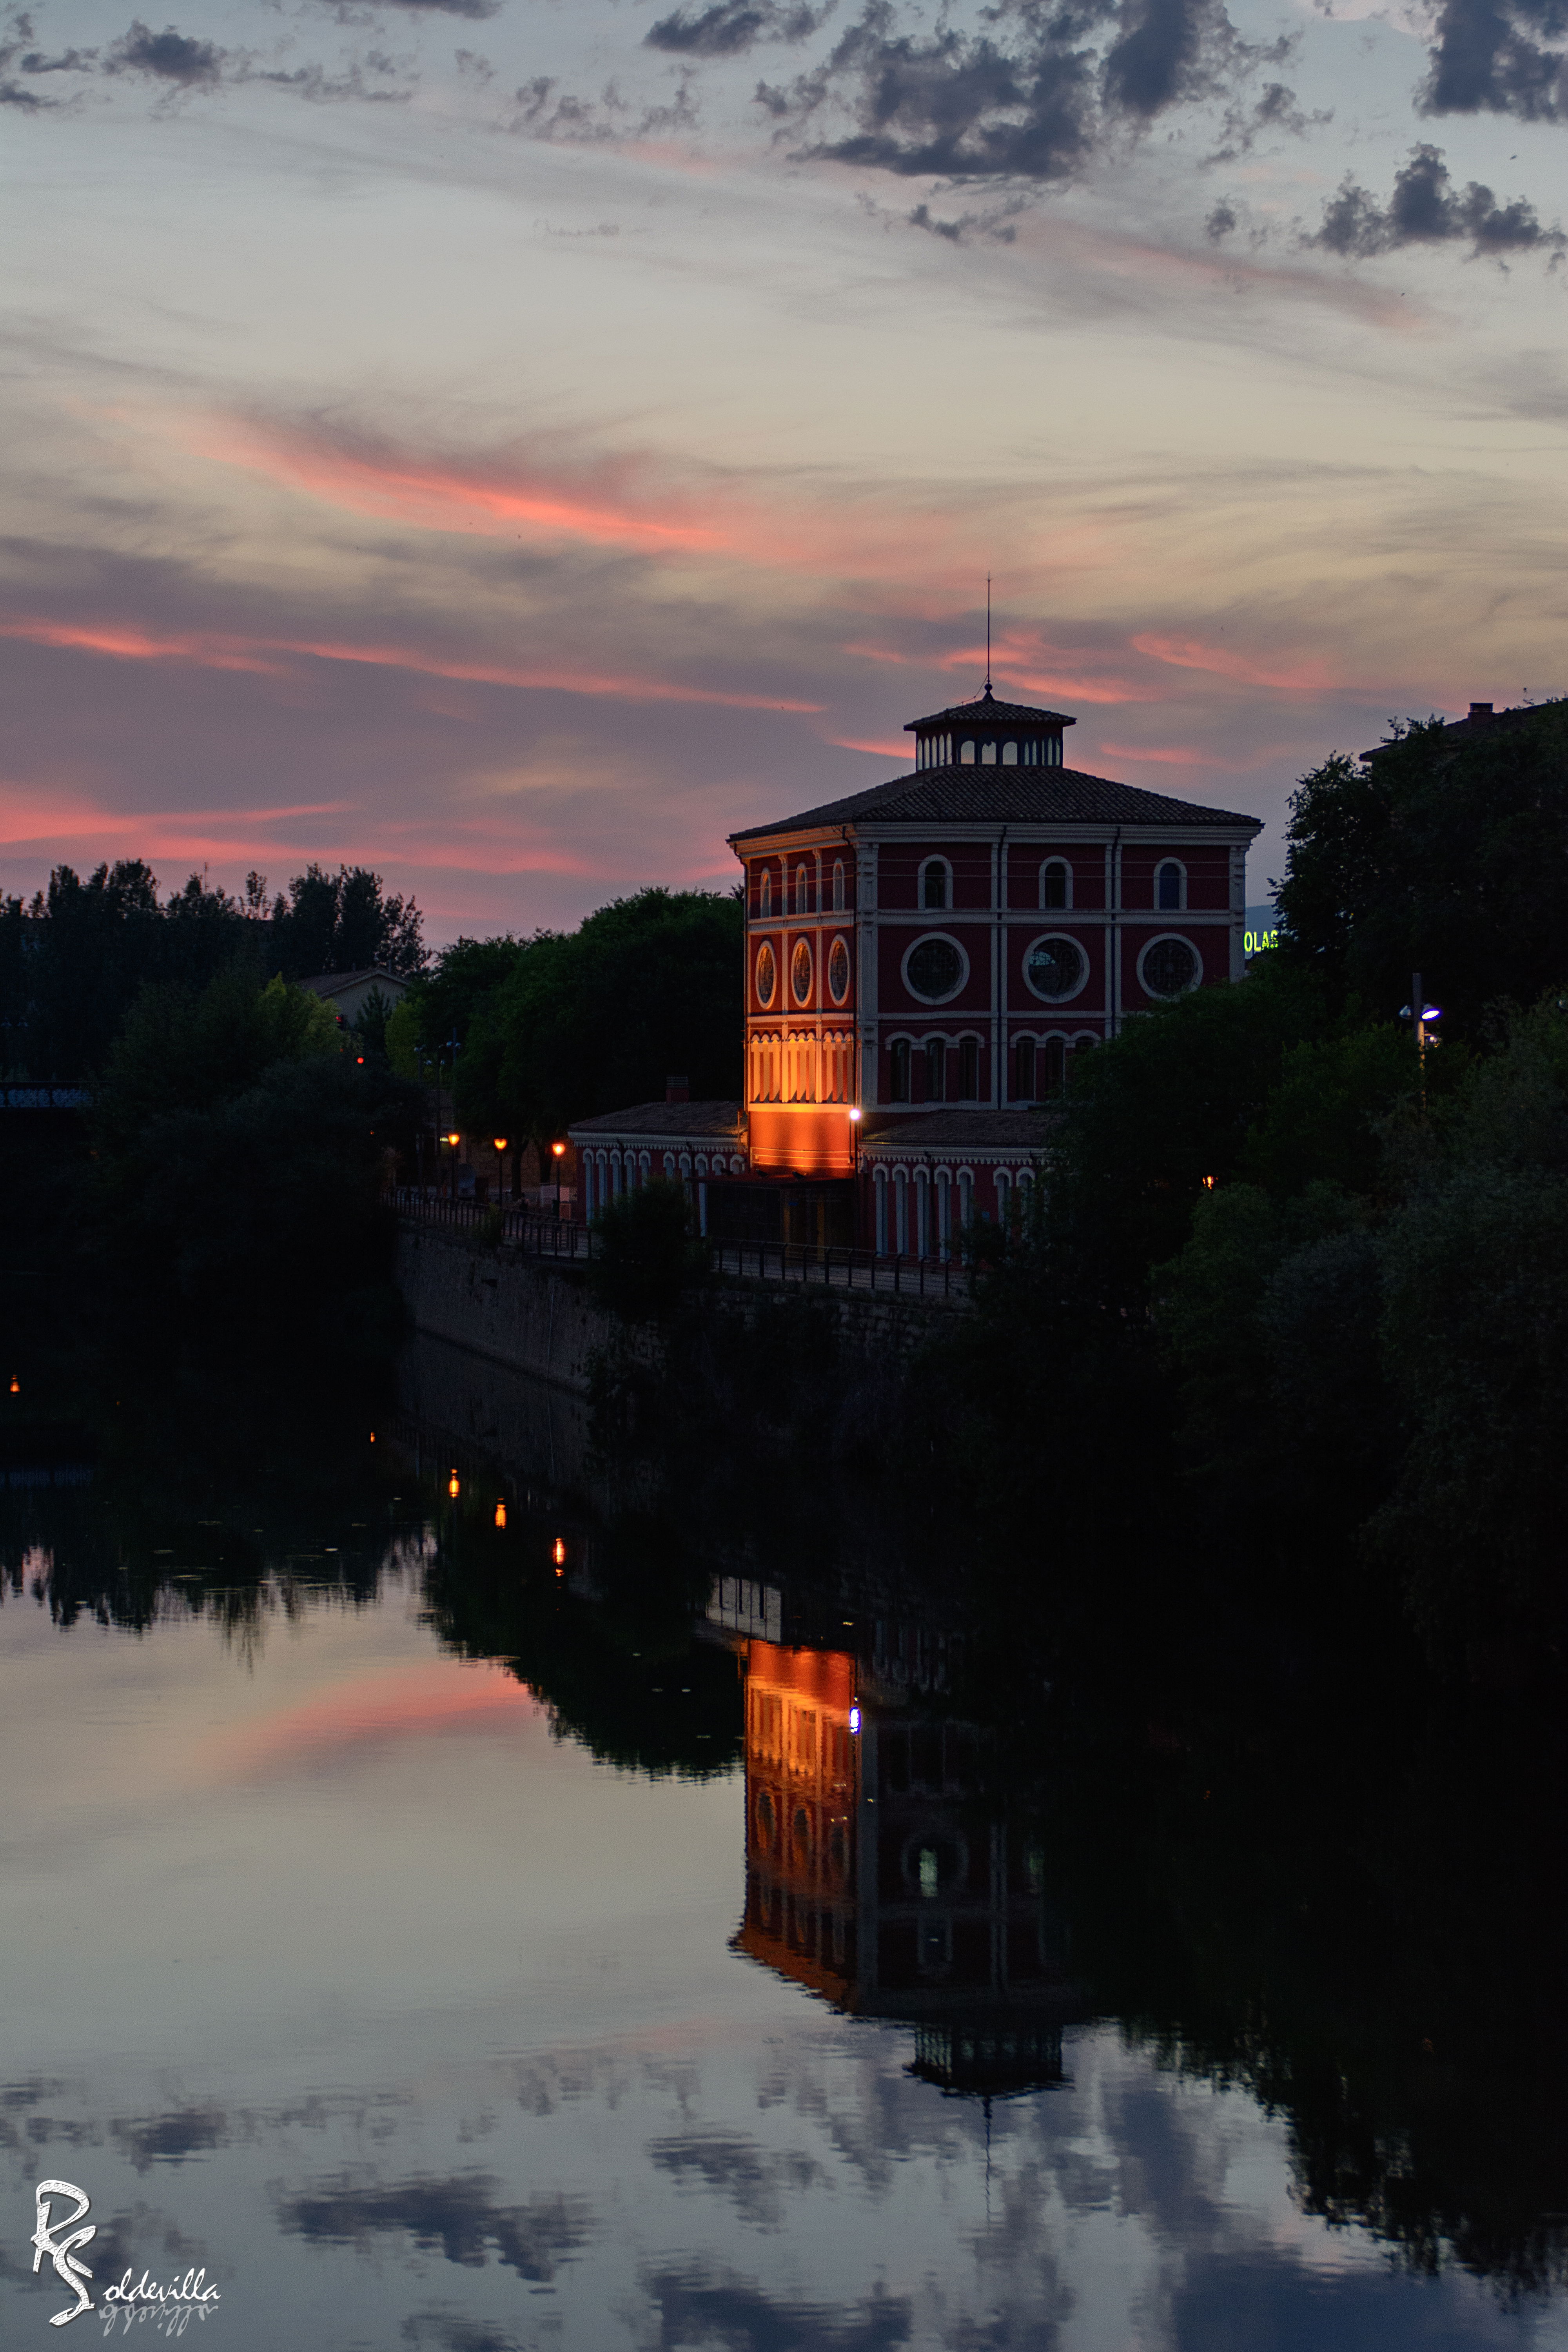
[[993, 1622, 1568, 2295], [421, 1498, 743, 1782], [1, 1345, 409, 1645]]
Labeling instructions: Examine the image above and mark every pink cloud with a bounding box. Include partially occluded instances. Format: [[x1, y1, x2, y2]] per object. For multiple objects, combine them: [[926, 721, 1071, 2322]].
[[1132, 633, 1343, 694], [210, 1660, 543, 1779], [826, 735, 909, 759], [185, 416, 976, 588], [0, 615, 820, 713]]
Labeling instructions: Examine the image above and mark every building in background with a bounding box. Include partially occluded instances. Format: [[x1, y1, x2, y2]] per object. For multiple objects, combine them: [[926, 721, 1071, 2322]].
[[572, 686, 1261, 1252]]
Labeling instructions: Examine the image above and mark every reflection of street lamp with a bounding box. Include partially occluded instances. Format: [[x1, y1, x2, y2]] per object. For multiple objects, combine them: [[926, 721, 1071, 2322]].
[[551, 1140, 566, 1220]]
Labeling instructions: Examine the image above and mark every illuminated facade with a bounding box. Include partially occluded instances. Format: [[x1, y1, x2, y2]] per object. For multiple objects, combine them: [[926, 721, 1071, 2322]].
[[571, 684, 1261, 1248]]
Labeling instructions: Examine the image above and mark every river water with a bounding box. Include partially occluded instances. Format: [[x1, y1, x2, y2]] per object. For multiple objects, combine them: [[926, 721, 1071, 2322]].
[[2, 1339, 1564, 2350]]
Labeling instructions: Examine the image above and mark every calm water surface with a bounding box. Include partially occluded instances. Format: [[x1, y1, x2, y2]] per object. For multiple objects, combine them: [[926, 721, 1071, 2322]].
[[2, 1386, 1564, 2350]]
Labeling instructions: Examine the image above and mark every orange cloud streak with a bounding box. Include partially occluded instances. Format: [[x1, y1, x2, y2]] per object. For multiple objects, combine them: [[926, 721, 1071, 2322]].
[[1132, 634, 1342, 694], [190, 417, 976, 586], [212, 1660, 542, 1779], [8, 619, 284, 674], [0, 616, 820, 712]]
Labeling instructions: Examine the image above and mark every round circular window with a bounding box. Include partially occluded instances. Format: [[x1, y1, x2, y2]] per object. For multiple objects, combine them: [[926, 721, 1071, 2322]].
[[755, 942, 776, 1007], [1141, 935, 1200, 998], [791, 939, 813, 1004], [905, 934, 966, 1003], [828, 935, 851, 1004], [1024, 934, 1087, 1003]]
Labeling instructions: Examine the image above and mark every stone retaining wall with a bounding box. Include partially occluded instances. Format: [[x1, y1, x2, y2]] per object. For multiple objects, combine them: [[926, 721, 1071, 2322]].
[[396, 1225, 960, 1396]]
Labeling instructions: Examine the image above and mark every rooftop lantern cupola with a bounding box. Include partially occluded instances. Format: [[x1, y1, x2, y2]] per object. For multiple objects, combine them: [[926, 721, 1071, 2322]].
[[904, 686, 1076, 772]]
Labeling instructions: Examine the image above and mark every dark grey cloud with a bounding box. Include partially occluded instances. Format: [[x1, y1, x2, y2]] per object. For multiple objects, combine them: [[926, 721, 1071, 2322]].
[[646, 0, 830, 56], [1421, 0, 1568, 119], [906, 195, 1022, 239], [278, 2172, 589, 2280], [105, 20, 225, 83], [642, 2261, 913, 2351], [756, 0, 1292, 184], [647, 2130, 827, 2226], [1205, 195, 1238, 236], [508, 67, 698, 140], [370, 0, 500, 16], [111, 2104, 227, 2168], [1311, 140, 1565, 260]]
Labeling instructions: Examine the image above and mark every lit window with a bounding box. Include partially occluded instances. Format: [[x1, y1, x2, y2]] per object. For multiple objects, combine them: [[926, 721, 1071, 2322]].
[[755, 942, 776, 1006], [1156, 860, 1183, 911], [921, 860, 948, 910], [1024, 935, 1085, 1002], [828, 936, 851, 1004], [906, 935, 965, 1002], [1042, 860, 1070, 910]]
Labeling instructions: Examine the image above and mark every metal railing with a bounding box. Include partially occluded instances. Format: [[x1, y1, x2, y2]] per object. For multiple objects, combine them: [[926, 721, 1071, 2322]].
[[392, 1189, 973, 1300]]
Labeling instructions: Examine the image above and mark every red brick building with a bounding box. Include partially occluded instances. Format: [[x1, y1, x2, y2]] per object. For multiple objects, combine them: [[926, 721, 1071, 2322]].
[[572, 686, 1261, 1251]]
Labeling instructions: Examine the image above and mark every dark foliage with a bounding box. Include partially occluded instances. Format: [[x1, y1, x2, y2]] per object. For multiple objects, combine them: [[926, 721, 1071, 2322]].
[[587, 1179, 710, 1324], [0, 857, 425, 1080], [1277, 701, 1568, 1030], [453, 889, 743, 1147]]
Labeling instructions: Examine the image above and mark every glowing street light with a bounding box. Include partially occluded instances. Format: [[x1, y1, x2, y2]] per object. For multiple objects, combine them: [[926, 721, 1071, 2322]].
[[552, 1140, 566, 1220]]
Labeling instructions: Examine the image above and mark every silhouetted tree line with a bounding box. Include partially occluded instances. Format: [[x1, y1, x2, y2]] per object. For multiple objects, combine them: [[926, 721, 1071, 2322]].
[[0, 857, 426, 1078], [915, 698, 1568, 1669]]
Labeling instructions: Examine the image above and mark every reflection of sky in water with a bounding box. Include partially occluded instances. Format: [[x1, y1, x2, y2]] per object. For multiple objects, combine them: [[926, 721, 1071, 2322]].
[[2, 1572, 1563, 2351]]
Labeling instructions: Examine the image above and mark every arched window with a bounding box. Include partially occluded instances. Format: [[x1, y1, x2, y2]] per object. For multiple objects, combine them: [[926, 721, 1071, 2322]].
[[1156, 860, 1184, 911], [889, 1038, 911, 1102], [1013, 1037, 1036, 1100], [1043, 1036, 1067, 1095], [920, 858, 949, 911], [925, 1038, 946, 1102], [958, 1036, 980, 1099], [981, 741, 996, 765], [795, 863, 812, 915], [1042, 859, 1071, 910], [832, 859, 846, 912], [960, 738, 976, 765], [759, 867, 771, 918], [1002, 740, 1018, 766]]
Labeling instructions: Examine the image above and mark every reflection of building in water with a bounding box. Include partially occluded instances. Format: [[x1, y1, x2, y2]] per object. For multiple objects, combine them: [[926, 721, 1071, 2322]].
[[732, 1635, 1079, 2096]]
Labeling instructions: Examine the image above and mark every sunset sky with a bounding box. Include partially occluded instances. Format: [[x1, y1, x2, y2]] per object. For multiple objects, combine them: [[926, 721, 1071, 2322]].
[[5, 0, 1568, 939]]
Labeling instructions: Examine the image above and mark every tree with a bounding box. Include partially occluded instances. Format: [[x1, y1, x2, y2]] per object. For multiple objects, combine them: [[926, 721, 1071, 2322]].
[[457, 889, 743, 1149], [1278, 702, 1568, 1031], [265, 864, 427, 980]]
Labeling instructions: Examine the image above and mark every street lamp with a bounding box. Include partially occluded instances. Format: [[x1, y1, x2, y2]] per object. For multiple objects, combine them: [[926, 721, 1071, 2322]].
[[551, 1140, 566, 1220], [494, 1138, 509, 1204]]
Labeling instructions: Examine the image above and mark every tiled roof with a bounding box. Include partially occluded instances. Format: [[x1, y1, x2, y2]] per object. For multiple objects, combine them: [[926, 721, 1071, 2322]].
[[859, 1109, 1059, 1153], [568, 1100, 744, 1140], [906, 690, 1074, 733], [296, 966, 409, 998], [730, 764, 1262, 842]]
